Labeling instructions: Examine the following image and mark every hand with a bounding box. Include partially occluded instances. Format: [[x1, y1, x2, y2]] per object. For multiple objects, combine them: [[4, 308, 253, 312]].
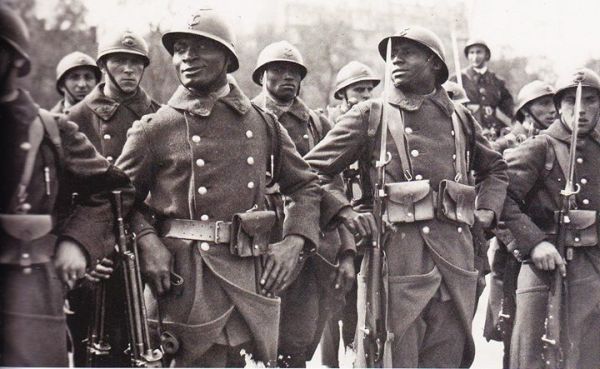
[[475, 209, 495, 229], [337, 207, 377, 239], [85, 257, 114, 283], [54, 239, 88, 289], [261, 235, 304, 296], [137, 233, 172, 295], [331, 254, 356, 294], [531, 241, 566, 277]]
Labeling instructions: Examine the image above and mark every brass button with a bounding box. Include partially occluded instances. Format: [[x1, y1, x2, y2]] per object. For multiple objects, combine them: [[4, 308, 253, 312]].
[[192, 135, 201, 143], [196, 159, 205, 167], [577, 157, 584, 164], [583, 199, 590, 205], [200, 242, 210, 251], [422, 226, 430, 234], [21, 203, 32, 212], [457, 227, 463, 233], [247, 157, 255, 165], [581, 178, 588, 185], [303, 134, 309, 140], [103, 134, 111, 140], [405, 127, 413, 134], [451, 130, 455, 136], [246, 130, 254, 138], [198, 186, 207, 195], [22, 253, 30, 259], [247, 181, 255, 189], [411, 150, 419, 157], [452, 154, 457, 160], [20, 142, 31, 151], [415, 174, 423, 180], [200, 214, 209, 221], [106, 156, 114, 162]]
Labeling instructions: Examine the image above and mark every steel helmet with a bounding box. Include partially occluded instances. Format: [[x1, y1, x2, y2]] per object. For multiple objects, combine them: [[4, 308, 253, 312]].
[[55, 51, 101, 93], [514, 80, 555, 121], [553, 68, 600, 108], [0, 5, 31, 77], [162, 9, 239, 73], [97, 29, 150, 66], [378, 26, 449, 84], [443, 81, 470, 104], [252, 40, 307, 85], [333, 61, 380, 100], [464, 39, 491, 60]]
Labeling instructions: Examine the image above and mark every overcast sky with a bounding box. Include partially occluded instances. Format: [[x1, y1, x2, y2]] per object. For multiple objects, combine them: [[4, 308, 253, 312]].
[[36, 0, 600, 76]]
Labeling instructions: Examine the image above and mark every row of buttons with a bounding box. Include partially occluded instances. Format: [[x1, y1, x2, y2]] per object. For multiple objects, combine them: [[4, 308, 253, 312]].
[[193, 130, 256, 142]]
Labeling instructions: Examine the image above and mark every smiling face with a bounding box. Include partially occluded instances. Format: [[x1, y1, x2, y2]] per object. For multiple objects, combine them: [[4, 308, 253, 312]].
[[102, 53, 145, 94], [263, 61, 303, 103], [172, 36, 229, 92], [559, 86, 600, 135]]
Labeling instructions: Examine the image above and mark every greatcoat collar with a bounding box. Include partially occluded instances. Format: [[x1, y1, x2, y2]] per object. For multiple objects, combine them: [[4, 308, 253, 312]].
[[253, 92, 311, 122], [168, 82, 251, 117], [84, 83, 154, 121], [387, 85, 454, 117]]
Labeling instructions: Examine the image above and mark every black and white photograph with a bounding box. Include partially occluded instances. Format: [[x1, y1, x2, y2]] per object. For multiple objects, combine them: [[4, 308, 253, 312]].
[[1, 0, 600, 368]]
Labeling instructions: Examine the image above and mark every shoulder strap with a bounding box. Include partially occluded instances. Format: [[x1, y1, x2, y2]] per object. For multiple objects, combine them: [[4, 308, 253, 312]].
[[452, 103, 476, 173], [251, 102, 282, 186], [544, 135, 569, 181], [307, 109, 323, 144]]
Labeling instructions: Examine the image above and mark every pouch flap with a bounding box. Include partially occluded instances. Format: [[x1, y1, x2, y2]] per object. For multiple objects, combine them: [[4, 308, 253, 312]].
[[567, 210, 597, 230], [386, 180, 431, 205], [443, 180, 476, 206], [233, 211, 277, 236], [0, 214, 54, 241]]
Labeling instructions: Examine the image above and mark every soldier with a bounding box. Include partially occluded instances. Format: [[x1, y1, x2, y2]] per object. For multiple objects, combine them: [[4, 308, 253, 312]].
[[502, 68, 600, 369], [251, 40, 356, 367], [327, 61, 380, 123], [0, 5, 134, 366], [483, 80, 556, 369], [115, 9, 321, 367], [450, 39, 514, 140], [64, 29, 160, 366], [305, 26, 508, 368], [51, 51, 101, 114]]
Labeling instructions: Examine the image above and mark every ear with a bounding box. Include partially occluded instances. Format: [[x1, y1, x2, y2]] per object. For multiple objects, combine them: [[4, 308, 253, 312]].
[[13, 58, 26, 69]]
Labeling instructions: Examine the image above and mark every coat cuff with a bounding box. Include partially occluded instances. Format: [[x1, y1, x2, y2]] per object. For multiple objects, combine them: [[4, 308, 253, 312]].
[[506, 218, 547, 259], [320, 190, 350, 230]]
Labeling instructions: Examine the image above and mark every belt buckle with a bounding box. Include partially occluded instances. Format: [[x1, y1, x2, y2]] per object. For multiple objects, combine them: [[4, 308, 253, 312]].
[[214, 221, 225, 244]]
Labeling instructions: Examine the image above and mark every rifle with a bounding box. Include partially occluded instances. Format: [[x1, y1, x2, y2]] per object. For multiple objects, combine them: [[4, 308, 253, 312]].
[[541, 82, 581, 369], [342, 167, 360, 201], [362, 37, 393, 368], [450, 24, 463, 88], [112, 191, 163, 367], [85, 279, 111, 366]]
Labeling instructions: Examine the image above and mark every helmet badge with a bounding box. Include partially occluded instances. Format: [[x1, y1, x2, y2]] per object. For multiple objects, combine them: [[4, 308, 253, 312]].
[[283, 48, 294, 57], [121, 34, 136, 47], [188, 14, 202, 28]]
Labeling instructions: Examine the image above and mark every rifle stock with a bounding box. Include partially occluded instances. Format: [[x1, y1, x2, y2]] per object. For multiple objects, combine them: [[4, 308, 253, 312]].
[[541, 82, 581, 369]]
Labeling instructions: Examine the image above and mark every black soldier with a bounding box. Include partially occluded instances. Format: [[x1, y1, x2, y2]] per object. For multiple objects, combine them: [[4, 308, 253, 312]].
[[0, 5, 134, 366]]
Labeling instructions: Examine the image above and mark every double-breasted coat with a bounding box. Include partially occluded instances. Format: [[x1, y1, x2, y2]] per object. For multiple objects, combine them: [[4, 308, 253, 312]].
[[305, 86, 508, 367], [502, 120, 600, 369], [115, 83, 321, 365], [0, 90, 134, 366]]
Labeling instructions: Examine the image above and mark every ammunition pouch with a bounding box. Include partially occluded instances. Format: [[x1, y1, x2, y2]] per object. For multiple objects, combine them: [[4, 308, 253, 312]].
[[384, 180, 434, 223], [437, 180, 477, 226], [549, 210, 598, 247], [230, 210, 277, 257], [0, 214, 55, 266]]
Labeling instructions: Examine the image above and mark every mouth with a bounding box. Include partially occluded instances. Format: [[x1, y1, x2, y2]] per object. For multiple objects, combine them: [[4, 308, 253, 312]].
[[182, 66, 204, 74], [279, 84, 296, 90]]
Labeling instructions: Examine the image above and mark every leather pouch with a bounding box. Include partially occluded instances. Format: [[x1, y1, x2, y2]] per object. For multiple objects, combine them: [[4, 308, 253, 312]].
[[0, 214, 53, 241], [438, 180, 476, 226], [385, 180, 434, 223], [553, 210, 598, 247], [230, 210, 277, 257]]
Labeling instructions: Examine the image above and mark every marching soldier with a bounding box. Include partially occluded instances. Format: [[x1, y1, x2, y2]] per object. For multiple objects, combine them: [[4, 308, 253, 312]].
[[65, 29, 160, 367], [305, 26, 508, 367], [115, 9, 321, 367], [321, 59, 380, 368], [327, 61, 380, 123], [51, 51, 101, 114], [484, 80, 556, 369], [251, 40, 356, 367], [451, 39, 514, 139], [0, 5, 134, 366], [502, 68, 600, 369]]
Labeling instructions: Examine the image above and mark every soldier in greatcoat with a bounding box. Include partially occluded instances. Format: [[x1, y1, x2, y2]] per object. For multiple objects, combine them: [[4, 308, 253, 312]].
[[251, 40, 356, 368], [0, 5, 134, 366], [50, 51, 101, 114], [502, 68, 600, 369], [63, 29, 160, 366], [115, 9, 321, 367], [305, 26, 508, 368], [450, 39, 514, 139]]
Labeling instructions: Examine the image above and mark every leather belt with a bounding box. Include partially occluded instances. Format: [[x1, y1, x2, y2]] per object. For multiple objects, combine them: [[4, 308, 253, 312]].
[[158, 219, 231, 244]]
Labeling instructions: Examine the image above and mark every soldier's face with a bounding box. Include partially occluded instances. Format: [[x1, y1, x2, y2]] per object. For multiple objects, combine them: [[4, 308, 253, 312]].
[[61, 67, 98, 102], [525, 95, 556, 127], [263, 62, 302, 102], [172, 37, 228, 91], [467, 45, 488, 68], [344, 81, 375, 103], [103, 53, 145, 94], [559, 87, 600, 135], [390, 39, 438, 92]]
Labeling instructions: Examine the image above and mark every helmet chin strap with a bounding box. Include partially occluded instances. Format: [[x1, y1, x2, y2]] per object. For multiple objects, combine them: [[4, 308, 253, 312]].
[[525, 107, 550, 130], [62, 83, 79, 105], [103, 59, 144, 99]]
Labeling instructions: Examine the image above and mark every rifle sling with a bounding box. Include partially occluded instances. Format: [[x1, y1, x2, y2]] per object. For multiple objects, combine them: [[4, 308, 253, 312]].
[[546, 135, 577, 209]]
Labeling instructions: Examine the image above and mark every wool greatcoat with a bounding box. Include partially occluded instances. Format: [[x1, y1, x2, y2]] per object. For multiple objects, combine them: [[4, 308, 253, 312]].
[[115, 82, 321, 366], [0, 89, 134, 367], [305, 86, 508, 368], [252, 92, 355, 364], [502, 120, 600, 369]]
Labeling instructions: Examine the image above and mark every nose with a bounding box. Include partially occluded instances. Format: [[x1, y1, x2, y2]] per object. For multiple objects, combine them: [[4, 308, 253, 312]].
[[76, 77, 87, 87]]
